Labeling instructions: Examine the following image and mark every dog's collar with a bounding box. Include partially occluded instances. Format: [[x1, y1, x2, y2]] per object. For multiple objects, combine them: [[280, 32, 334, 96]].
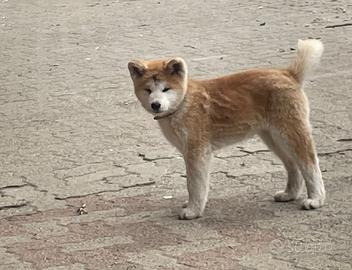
[[153, 110, 177, 120]]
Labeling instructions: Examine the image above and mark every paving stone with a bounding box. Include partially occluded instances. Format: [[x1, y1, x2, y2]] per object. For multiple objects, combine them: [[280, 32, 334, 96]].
[[61, 236, 133, 252], [42, 264, 86, 270]]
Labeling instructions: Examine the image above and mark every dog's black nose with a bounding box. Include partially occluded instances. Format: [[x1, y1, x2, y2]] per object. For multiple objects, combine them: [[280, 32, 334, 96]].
[[151, 102, 161, 112]]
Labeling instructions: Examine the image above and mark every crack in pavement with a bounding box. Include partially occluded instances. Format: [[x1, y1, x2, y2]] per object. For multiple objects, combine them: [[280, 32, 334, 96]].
[[137, 153, 178, 162], [215, 149, 271, 160], [0, 201, 28, 211], [258, 157, 282, 166], [54, 180, 156, 200], [54, 190, 124, 200], [211, 171, 268, 190], [337, 138, 352, 142], [239, 149, 271, 155], [318, 148, 352, 156], [121, 181, 156, 189], [1, 205, 40, 221], [325, 22, 352, 28], [0, 184, 29, 191], [270, 255, 311, 270]]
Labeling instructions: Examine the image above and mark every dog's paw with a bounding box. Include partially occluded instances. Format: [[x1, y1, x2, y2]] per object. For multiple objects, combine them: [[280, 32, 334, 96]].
[[274, 191, 295, 202], [179, 207, 202, 220], [301, 198, 324, 210]]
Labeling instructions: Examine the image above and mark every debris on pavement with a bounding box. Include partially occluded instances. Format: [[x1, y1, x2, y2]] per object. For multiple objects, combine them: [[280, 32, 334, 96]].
[[77, 203, 88, 215]]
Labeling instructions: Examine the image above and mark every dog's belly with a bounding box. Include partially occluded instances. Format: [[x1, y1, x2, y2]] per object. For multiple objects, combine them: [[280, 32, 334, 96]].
[[211, 128, 255, 150], [208, 106, 263, 149]]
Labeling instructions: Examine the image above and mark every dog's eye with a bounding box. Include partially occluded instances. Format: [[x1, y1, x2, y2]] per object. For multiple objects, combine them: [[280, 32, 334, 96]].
[[162, 87, 171, 92], [145, 89, 152, 94]]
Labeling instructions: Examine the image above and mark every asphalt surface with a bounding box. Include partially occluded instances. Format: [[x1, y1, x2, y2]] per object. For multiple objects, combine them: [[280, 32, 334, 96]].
[[0, 0, 351, 269]]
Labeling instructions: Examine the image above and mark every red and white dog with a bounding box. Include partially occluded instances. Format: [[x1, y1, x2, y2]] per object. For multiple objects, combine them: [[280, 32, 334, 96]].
[[128, 39, 325, 219]]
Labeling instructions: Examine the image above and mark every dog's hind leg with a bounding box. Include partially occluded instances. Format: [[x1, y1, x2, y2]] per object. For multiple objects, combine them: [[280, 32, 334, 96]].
[[266, 121, 325, 209], [259, 130, 303, 202]]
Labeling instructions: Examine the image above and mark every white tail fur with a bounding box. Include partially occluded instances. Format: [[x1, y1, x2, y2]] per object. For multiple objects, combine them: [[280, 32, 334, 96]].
[[288, 39, 324, 83]]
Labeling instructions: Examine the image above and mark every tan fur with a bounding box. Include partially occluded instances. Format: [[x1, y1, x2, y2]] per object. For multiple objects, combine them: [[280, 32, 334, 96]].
[[128, 39, 326, 219]]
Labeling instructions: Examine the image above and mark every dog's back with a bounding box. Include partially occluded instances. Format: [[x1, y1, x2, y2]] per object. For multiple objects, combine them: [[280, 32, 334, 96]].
[[182, 40, 324, 144]]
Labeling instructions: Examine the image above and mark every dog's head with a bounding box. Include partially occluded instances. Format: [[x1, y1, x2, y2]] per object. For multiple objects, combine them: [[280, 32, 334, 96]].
[[128, 58, 188, 119]]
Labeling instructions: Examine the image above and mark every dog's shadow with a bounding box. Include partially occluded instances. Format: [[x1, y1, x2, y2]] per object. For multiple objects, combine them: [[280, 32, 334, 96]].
[[167, 195, 301, 236]]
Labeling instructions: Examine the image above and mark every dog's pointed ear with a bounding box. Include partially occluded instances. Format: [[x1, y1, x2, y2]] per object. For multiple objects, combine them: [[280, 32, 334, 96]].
[[128, 60, 146, 80], [165, 58, 187, 78]]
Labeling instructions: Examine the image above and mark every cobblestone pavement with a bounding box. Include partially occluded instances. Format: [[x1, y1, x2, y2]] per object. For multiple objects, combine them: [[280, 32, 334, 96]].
[[1, 0, 352, 269]]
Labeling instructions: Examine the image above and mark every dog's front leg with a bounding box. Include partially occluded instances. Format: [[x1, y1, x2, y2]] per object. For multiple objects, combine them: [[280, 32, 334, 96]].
[[179, 146, 212, 220]]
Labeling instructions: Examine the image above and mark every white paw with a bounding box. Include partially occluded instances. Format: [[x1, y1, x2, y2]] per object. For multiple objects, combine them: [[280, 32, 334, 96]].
[[301, 198, 324, 210], [179, 207, 202, 220], [274, 191, 295, 202]]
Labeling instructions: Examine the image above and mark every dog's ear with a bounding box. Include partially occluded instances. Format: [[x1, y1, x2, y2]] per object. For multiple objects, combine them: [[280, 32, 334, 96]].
[[165, 58, 187, 78], [128, 60, 145, 80]]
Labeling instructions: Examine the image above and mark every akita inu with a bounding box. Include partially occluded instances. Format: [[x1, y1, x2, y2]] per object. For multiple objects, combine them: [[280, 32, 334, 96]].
[[128, 39, 325, 220]]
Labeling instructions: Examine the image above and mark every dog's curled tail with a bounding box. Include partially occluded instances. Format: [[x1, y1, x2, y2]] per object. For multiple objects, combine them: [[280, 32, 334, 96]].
[[288, 39, 324, 84]]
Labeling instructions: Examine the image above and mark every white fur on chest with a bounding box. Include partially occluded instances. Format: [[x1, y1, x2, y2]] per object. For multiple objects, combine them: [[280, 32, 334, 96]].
[[157, 117, 186, 153]]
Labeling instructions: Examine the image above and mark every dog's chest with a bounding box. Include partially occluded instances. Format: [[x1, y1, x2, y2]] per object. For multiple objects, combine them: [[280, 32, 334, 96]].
[[158, 118, 185, 153]]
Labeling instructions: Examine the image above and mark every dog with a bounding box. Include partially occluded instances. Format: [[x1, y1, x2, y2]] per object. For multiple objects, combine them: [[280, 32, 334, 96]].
[[128, 39, 326, 220]]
